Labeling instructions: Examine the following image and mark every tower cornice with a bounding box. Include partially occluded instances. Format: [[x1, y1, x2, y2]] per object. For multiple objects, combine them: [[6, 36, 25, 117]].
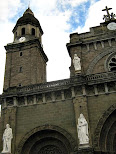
[[5, 39, 48, 62]]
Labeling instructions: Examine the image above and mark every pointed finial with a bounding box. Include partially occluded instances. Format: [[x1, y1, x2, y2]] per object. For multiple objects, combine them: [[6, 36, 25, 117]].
[[28, 0, 30, 8]]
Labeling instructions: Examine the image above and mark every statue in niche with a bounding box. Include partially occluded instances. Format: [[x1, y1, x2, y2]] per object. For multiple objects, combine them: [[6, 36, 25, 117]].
[[2, 124, 13, 153], [73, 54, 81, 71], [77, 114, 89, 145]]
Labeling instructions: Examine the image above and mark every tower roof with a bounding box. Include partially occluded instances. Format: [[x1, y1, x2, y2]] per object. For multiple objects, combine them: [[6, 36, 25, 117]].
[[13, 8, 43, 34]]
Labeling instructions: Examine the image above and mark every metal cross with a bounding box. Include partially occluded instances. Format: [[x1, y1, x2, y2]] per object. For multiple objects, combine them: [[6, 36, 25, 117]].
[[102, 6, 112, 20], [28, 0, 30, 8]]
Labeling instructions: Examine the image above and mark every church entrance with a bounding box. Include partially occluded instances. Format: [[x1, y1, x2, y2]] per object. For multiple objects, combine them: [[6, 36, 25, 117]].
[[99, 109, 116, 153], [20, 128, 75, 154], [39, 145, 63, 154], [29, 137, 68, 154]]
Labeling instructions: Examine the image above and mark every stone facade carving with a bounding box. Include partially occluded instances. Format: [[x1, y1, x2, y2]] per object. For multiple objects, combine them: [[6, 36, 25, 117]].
[[16, 125, 77, 154], [86, 49, 116, 75], [77, 114, 89, 145], [73, 54, 81, 71], [2, 124, 13, 153]]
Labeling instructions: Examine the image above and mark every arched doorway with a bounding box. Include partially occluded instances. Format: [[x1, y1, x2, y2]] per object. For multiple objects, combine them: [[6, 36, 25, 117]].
[[99, 109, 116, 153], [94, 105, 116, 153], [17, 125, 77, 154]]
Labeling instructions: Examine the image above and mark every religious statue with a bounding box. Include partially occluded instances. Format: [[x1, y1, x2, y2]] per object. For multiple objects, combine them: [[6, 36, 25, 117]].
[[102, 6, 116, 21], [110, 13, 116, 20], [2, 124, 13, 153], [73, 54, 81, 71], [77, 114, 89, 145], [103, 15, 109, 21]]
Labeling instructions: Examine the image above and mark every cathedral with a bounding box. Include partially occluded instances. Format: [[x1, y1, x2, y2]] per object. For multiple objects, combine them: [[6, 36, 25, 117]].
[[0, 6, 116, 154]]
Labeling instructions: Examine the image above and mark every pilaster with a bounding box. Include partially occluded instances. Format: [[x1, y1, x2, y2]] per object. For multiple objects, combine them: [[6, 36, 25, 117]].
[[73, 96, 92, 149]]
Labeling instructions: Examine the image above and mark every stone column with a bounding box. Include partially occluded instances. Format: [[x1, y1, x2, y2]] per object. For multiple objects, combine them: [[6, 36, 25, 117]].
[[33, 95, 37, 104], [24, 96, 27, 105], [61, 90, 65, 101], [13, 97, 18, 106], [42, 93, 46, 103], [52, 92, 55, 102]]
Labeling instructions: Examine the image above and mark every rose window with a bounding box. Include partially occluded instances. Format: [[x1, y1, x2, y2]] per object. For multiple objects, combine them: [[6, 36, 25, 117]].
[[108, 54, 116, 71]]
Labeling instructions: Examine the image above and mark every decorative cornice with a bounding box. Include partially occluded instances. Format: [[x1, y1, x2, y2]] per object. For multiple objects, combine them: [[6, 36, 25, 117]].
[[4, 39, 48, 62], [1, 71, 116, 98]]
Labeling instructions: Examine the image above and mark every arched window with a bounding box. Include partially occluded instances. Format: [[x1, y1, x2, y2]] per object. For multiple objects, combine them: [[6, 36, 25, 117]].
[[19, 67, 22, 73], [31, 28, 35, 35], [20, 52, 23, 56], [22, 28, 25, 35]]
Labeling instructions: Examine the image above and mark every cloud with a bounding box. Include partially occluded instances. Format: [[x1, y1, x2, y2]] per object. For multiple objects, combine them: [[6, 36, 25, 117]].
[[0, 0, 21, 22], [76, 0, 116, 33], [0, 21, 14, 94]]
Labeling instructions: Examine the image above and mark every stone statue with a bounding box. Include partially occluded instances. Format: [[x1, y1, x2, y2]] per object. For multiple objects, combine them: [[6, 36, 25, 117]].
[[73, 54, 81, 71], [111, 13, 116, 20], [2, 124, 13, 153], [103, 15, 109, 21], [77, 114, 89, 145]]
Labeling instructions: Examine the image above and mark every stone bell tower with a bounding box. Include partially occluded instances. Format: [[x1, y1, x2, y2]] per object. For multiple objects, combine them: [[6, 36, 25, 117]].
[[4, 7, 48, 90]]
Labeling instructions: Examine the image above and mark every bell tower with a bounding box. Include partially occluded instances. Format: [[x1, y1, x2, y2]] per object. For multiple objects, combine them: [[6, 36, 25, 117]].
[[4, 8, 48, 90]]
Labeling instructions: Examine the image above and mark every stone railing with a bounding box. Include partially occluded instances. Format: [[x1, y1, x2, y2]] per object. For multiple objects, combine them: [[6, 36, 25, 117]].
[[2, 71, 116, 96], [86, 71, 116, 83]]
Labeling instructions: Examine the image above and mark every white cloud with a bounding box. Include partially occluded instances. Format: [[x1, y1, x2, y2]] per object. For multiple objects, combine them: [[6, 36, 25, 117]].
[[35, 11, 71, 81], [76, 0, 116, 33], [0, 21, 14, 94], [68, 0, 88, 7], [0, 0, 21, 22]]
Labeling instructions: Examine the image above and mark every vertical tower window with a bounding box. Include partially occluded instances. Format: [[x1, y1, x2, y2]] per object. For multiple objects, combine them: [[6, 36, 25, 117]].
[[22, 28, 25, 35], [20, 52, 23, 56], [31, 28, 35, 35], [18, 83, 22, 87], [19, 67, 22, 73]]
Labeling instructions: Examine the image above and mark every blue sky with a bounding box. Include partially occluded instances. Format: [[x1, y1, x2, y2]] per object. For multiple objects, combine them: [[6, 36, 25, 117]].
[[0, 0, 116, 95]]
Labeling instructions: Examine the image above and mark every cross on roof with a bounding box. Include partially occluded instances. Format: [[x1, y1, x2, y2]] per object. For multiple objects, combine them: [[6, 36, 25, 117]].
[[102, 6, 112, 20], [28, 0, 30, 8]]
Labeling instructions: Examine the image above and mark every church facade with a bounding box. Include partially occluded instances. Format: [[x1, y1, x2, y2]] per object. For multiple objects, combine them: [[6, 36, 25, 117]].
[[0, 6, 116, 154]]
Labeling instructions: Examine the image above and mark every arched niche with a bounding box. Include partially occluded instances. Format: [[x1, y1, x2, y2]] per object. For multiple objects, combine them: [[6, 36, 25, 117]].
[[16, 125, 77, 154]]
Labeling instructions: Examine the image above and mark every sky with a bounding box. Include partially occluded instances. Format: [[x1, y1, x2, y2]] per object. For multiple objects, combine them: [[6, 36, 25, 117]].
[[0, 0, 116, 95]]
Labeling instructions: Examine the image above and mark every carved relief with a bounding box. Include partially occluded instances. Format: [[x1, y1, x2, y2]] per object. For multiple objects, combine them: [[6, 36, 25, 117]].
[[39, 145, 63, 154]]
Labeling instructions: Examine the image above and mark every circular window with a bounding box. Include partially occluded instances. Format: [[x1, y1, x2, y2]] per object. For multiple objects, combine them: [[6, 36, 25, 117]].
[[105, 53, 116, 72], [108, 54, 116, 71]]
